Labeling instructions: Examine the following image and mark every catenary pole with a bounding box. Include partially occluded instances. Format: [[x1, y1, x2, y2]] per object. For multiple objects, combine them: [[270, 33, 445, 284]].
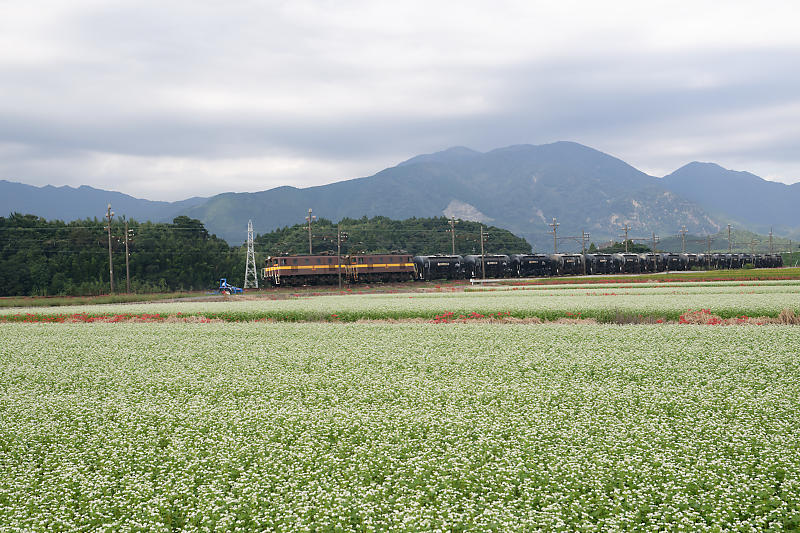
[[680, 225, 687, 253], [581, 230, 589, 275], [306, 208, 316, 254], [480, 225, 486, 279], [769, 227, 774, 254], [105, 204, 114, 293], [549, 218, 559, 254], [728, 224, 732, 253], [449, 216, 457, 255], [622, 224, 630, 253], [124, 218, 131, 293]]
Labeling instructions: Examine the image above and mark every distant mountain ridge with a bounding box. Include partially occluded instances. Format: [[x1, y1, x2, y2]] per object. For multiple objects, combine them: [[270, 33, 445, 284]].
[[2, 141, 798, 249], [660, 162, 800, 234], [0, 180, 206, 223], [180, 141, 723, 248]]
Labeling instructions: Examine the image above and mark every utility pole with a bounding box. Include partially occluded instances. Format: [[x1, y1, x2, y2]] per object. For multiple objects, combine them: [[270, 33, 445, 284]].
[[124, 218, 132, 294], [680, 225, 688, 253], [105, 204, 114, 293], [727, 224, 732, 253], [581, 230, 590, 275], [480, 224, 486, 279], [769, 227, 774, 254], [448, 216, 458, 255], [549, 218, 559, 254], [244, 220, 258, 289], [651, 232, 659, 272], [337, 224, 342, 289], [305, 208, 316, 255], [707, 235, 712, 268], [621, 224, 630, 252]]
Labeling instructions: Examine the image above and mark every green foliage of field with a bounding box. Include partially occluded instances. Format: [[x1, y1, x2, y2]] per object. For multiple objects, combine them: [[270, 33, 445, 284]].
[[1, 323, 799, 530], [2, 281, 800, 323], [0, 291, 198, 308]]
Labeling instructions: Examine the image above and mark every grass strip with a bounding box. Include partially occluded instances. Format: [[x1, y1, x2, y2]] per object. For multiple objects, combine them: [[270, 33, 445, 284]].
[[0, 292, 200, 308], [494, 267, 800, 286], [2, 306, 796, 324]]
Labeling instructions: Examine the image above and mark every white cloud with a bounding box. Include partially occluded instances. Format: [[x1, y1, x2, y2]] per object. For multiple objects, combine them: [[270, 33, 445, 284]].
[[0, 145, 394, 200]]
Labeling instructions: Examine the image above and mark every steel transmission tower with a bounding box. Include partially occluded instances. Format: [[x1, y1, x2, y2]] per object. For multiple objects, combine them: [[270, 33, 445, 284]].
[[244, 220, 258, 289]]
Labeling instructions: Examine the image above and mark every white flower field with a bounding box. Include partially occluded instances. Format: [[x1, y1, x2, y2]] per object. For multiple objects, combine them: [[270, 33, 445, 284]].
[[2, 321, 800, 530]]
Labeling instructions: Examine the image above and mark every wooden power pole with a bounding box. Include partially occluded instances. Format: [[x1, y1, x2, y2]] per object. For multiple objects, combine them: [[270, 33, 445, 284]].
[[549, 218, 559, 254], [621, 224, 631, 252], [480, 225, 486, 279], [448, 216, 458, 255], [306, 208, 316, 255], [769, 227, 774, 254], [581, 230, 589, 275], [124, 218, 131, 293], [680, 226, 688, 253], [728, 224, 732, 253], [105, 204, 114, 293]]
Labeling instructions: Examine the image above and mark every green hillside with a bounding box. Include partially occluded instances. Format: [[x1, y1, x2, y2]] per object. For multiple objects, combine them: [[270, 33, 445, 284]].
[[254, 216, 531, 256]]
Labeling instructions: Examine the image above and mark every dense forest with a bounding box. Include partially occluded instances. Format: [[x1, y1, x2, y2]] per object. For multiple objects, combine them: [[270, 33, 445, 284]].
[[1, 214, 532, 296], [595, 240, 652, 254], [0, 214, 243, 297], [255, 216, 531, 256]]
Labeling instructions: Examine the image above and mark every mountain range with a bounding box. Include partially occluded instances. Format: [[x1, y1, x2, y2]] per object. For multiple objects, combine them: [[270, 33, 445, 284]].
[[2, 141, 798, 251]]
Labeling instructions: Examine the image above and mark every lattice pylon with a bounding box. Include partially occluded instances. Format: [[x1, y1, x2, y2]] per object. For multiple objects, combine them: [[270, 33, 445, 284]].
[[244, 219, 258, 289]]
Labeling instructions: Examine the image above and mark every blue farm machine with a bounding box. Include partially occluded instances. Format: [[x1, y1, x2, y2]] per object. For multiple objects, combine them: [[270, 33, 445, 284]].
[[216, 278, 243, 295]]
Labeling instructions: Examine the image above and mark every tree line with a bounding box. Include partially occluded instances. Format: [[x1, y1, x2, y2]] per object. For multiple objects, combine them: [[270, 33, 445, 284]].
[[0, 214, 532, 296], [0, 214, 243, 297]]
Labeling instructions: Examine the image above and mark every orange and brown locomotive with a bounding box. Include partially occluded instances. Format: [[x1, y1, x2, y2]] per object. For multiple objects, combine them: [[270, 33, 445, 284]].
[[262, 253, 414, 286]]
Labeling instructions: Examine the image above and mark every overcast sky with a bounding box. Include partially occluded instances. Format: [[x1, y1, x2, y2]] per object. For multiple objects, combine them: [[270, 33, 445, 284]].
[[1, 0, 799, 200]]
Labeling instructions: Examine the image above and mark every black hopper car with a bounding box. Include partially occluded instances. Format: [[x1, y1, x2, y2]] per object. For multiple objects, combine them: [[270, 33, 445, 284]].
[[550, 253, 585, 275], [462, 254, 510, 279], [638, 253, 662, 273], [413, 255, 462, 281], [586, 254, 615, 274], [511, 254, 551, 277], [613, 253, 641, 274]]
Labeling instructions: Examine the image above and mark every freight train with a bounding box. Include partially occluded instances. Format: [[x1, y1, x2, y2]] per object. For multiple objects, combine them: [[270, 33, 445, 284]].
[[261, 252, 784, 285]]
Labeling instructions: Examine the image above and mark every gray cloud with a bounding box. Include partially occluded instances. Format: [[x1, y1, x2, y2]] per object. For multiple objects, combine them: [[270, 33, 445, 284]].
[[1, 0, 799, 200]]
